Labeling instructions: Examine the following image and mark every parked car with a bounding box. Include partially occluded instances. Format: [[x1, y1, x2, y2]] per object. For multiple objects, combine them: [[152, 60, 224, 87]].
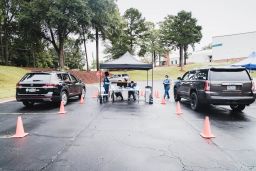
[[173, 67, 256, 111], [16, 71, 86, 107], [109, 74, 130, 82]]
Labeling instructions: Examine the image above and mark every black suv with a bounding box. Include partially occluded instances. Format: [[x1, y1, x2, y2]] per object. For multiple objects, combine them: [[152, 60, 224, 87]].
[[174, 67, 255, 111], [16, 72, 86, 107]]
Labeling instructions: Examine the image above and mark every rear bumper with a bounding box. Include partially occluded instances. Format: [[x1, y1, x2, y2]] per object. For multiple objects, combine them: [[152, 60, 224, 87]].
[[16, 94, 60, 102], [205, 94, 255, 105]]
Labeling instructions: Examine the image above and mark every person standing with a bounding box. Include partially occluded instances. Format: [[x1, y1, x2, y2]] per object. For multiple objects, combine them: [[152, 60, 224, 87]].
[[163, 75, 171, 99], [103, 72, 110, 95]]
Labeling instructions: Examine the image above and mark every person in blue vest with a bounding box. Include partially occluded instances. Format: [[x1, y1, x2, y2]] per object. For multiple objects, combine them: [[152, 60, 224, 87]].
[[103, 72, 110, 95], [163, 75, 171, 99]]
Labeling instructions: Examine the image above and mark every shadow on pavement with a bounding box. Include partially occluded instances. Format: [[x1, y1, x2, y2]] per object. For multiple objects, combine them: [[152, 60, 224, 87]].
[[180, 100, 250, 122]]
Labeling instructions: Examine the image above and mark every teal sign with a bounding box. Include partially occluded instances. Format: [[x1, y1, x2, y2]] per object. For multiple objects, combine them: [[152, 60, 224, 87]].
[[212, 43, 223, 48]]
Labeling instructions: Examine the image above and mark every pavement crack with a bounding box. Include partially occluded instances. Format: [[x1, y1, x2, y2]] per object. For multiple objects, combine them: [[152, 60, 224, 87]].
[[32, 133, 73, 139], [39, 105, 107, 171]]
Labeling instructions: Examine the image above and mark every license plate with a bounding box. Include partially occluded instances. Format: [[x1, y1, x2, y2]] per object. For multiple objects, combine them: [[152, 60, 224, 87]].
[[227, 85, 236, 90], [26, 88, 37, 92]]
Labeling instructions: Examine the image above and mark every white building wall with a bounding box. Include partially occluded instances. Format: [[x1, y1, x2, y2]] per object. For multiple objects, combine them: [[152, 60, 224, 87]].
[[212, 31, 256, 60], [187, 49, 212, 63]]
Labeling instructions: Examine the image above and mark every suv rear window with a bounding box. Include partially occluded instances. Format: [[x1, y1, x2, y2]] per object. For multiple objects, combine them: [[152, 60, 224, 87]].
[[21, 73, 51, 82], [210, 70, 250, 81]]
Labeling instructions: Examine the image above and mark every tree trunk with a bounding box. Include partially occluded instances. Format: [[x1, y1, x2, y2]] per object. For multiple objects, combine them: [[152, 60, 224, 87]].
[[153, 50, 156, 67], [82, 31, 89, 71], [4, 37, 8, 65], [59, 40, 64, 69], [159, 52, 161, 66], [96, 27, 99, 71], [0, 25, 3, 64], [179, 45, 184, 71], [184, 45, 188, 65]]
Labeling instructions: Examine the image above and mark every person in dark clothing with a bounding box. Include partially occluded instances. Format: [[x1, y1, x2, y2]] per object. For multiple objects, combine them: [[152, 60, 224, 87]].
[[128, 81, 137, 101], [115, 92, 124, 101]]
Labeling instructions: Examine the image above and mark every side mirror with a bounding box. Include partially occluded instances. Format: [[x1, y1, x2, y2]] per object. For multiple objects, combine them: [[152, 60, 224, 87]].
[[177, 77, 182, 80]]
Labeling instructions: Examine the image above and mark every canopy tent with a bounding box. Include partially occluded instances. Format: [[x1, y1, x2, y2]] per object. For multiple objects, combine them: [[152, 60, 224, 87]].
[[98, 51, 154, 104], [232, 51, 256, 70], [100, 52, 153, 70]]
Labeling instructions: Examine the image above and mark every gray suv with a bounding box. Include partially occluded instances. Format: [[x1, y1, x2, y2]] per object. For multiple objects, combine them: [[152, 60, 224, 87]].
[[174, 67, 255, 111]]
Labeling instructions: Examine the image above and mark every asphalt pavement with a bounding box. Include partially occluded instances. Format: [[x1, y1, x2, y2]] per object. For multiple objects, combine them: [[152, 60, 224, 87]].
[[0, 81, 256, 171]]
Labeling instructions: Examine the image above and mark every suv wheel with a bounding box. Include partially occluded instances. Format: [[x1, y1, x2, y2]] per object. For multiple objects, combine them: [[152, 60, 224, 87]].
[[78, 88, 86, 99], [174, 88, 181, 102], [23, 101, 34, 107], [190, 92, 200, 111], [230, 104, 245, 112], [61, 91, 68, 106]]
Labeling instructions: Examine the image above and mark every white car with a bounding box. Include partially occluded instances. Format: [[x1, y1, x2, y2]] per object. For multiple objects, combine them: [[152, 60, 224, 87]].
[[109, 74, 130, 82]]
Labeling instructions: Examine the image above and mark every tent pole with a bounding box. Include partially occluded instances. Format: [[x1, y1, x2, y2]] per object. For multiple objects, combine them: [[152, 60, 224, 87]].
[[147, 70, 148, 86], [152, 61, 153, 104]]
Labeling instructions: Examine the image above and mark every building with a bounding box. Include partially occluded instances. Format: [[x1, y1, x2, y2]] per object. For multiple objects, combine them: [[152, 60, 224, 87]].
[[212, 31, 256, 62], [187, 49, 212, 63]]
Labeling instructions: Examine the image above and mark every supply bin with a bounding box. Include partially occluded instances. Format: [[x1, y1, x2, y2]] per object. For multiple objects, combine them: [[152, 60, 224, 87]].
[[145, 86, 152, 103]]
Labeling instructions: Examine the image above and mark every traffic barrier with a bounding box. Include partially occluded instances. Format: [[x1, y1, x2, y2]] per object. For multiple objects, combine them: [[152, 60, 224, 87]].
[[200, 116, 215, 138], [12, 116, 29, 138], [176, 101, 182, 115], [160, 97, 166, 104], [58, 101, 66, 114]]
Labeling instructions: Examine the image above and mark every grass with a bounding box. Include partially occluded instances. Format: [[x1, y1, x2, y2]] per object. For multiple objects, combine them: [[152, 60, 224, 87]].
[[0, 66, 29, 99]]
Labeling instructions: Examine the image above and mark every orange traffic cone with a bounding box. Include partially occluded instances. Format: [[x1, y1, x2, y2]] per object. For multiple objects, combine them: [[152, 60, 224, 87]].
[[176, 101, 182, 115], [12, 116, 29, 138], [80, 95, 84, 104], [160, 97, 166, 104], [200, 116, 215, 138], [140, 90, 144, 97], [92, 90, 98, 98], [58, 101, 66, 114]]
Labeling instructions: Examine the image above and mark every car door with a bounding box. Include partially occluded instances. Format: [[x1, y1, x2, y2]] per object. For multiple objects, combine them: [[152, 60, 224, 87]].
[[70, 74, 81, 95], [177, 72, 189, 96], [183, 71, 196, 98], [62, 73, 75, 96]]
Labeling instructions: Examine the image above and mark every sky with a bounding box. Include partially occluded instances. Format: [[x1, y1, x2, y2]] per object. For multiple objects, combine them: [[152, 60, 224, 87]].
[[86, 0, 256, 67]]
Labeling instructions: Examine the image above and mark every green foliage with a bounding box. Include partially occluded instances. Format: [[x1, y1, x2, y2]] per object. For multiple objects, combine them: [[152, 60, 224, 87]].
[[64, 39, 85, 70], [104, 8, 149, 59], [160, 11, 202, 66], [18, 0, 92, 69]]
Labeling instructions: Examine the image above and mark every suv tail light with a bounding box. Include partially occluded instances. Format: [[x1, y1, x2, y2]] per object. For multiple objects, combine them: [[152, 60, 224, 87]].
[[204, 80, 210, 91], [42, 84, 58, 88]]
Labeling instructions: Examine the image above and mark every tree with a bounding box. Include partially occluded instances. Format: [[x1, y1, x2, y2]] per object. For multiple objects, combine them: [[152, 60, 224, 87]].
[[64, 38, 85, 70], [19, 0, 92, 69], [139, 22, 166, 66], [123, 8, 148, 54], [0, 0, 20, 65], [88, 0, 119, 71], [160, 11, 202, 69]]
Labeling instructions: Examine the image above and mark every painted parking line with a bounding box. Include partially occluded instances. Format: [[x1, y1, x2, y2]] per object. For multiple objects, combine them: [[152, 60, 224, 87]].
[[0, 99, 15, 104], [0, 113, 57, 115]]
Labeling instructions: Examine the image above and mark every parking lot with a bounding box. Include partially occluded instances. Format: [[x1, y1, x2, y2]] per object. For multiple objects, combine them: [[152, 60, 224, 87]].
[[0, 81, 256, 171]]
